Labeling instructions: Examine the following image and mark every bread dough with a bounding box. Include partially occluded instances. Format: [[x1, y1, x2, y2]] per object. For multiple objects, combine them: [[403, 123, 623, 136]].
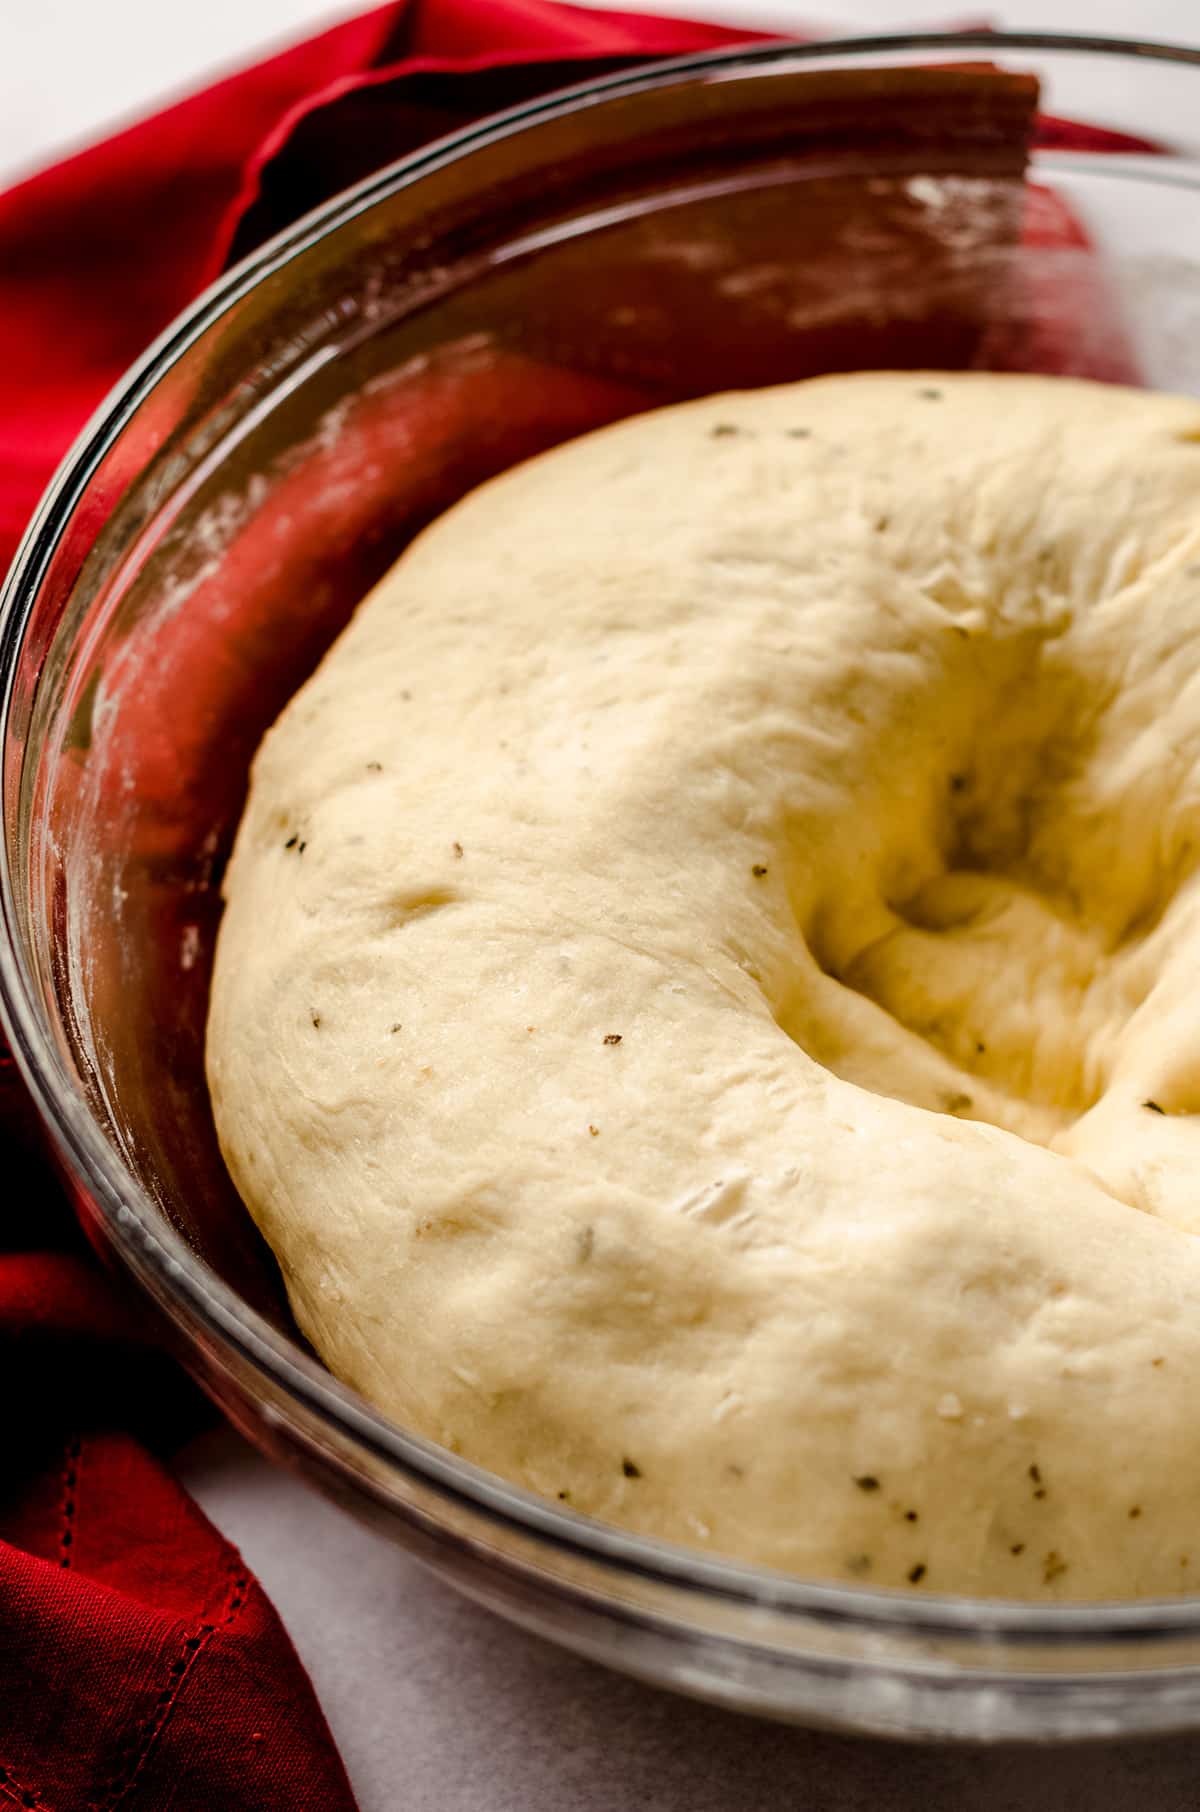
[[208, 373, 1200, 1600]]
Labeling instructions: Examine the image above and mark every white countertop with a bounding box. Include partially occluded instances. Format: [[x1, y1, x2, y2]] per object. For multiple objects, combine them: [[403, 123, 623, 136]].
[[11, 3, 1200, 1805], [181, 1421, 1200, 1811]]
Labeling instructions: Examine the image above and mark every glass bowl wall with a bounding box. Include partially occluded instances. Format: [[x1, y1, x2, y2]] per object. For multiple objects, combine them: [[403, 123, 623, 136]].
[[5, 35, 1200, 1741]]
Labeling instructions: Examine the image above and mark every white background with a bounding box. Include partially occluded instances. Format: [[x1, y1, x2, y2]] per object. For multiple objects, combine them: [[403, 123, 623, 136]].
[[8, 4, 1200, 1809]]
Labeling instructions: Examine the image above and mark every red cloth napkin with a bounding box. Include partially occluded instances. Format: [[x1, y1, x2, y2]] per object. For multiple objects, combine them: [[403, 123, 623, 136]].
[[0, 5, 754, 1807], [0, 3, 1157, 1805]]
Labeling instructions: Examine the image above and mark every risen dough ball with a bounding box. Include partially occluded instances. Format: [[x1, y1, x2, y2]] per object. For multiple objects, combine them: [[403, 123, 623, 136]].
[[208, 373, 1200, 1599]]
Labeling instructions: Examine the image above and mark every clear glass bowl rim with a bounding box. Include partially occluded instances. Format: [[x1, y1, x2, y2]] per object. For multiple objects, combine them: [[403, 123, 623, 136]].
[[4, 29, 1200, 1648]]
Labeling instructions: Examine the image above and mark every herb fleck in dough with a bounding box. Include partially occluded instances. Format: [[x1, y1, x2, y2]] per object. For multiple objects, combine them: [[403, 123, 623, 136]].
[[208, 373, 1200, 1599]]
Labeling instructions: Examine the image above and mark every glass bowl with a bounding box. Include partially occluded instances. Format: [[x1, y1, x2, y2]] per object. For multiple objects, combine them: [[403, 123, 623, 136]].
[[5, 32, 1200, 1743]]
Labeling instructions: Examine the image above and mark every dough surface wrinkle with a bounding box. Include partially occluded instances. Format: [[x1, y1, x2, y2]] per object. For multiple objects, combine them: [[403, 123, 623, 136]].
[[209, 373, 1200, 1599]]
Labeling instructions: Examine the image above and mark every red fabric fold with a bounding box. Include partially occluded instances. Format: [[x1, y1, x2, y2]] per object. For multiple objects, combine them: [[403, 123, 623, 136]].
[[0, 4, 409, 573], [0, 2, 1157, 1805], [1, 1436, 357, 1811]]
